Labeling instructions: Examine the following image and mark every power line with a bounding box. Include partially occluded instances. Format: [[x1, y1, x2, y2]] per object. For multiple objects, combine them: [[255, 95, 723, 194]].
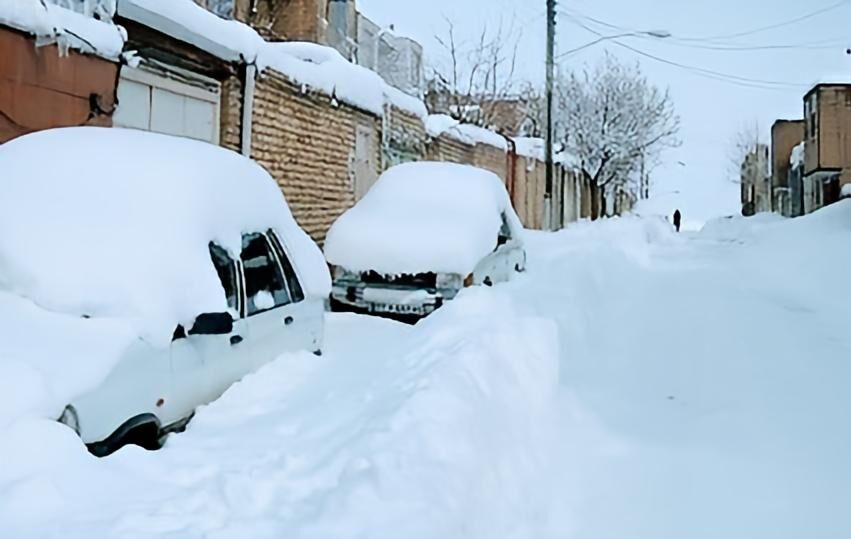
[[679, 0, 851, 41], [560, 13, 810, 90], [560, 3, 851, 49]]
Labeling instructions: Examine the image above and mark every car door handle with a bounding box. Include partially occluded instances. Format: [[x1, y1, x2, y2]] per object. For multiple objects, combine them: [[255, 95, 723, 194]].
[[230, 335, 244, 346], [284, 316, 294, 326]]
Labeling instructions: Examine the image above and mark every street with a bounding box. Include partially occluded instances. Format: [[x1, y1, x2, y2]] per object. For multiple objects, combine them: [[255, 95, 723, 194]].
[[4, 208, 849, 538]]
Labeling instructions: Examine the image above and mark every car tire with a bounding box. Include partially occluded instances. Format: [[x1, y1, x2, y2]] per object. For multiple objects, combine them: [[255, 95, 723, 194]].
[[87, 414, 163, 457]]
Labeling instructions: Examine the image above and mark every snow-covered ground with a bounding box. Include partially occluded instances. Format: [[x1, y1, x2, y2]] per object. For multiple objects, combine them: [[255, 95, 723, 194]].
[[2, 202, 850, 538]]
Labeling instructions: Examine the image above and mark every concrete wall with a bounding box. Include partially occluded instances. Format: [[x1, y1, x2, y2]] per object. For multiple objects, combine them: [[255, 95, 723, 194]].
[[0, 27, 118, 143]]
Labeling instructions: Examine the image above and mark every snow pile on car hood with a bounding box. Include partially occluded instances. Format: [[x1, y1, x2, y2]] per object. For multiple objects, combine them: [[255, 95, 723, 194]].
[[324, 162, 524, 276], [0, 127, 330, 346]]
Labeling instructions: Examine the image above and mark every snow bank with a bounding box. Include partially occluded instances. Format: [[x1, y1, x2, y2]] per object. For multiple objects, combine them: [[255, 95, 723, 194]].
[[0, 0, 126, 58], [0, 289, 563, 539], [426, 114, 508, 150], [324, 162, 524, 275], [699, 212, 787, 242], [259, 41, 427, 118], [0, 127, 330, 347]]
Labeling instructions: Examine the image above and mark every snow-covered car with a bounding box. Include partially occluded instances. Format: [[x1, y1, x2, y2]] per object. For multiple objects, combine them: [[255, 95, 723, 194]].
[[324, 162, 526, 319], [0, 127, 330, 456]]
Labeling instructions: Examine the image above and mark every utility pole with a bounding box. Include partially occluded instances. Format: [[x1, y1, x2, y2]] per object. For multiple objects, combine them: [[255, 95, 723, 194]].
[[544, 0, 556, 230]]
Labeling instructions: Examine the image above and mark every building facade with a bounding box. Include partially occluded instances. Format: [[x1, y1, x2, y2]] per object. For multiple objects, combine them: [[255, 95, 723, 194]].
[[802, 84, 851, 212], [770, 119, 805, 217]]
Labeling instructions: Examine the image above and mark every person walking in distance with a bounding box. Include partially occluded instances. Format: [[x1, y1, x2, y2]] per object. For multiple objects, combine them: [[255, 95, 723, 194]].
[[673, 209, 682, 232]]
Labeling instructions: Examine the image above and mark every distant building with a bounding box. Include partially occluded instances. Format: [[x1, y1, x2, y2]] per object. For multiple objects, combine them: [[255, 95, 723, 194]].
[[801, 83, 851, 212], [741, 143, 770, 214], [356, 14, 424, 98], [223, 0, 423, 97], [770, 119, 805, 217]]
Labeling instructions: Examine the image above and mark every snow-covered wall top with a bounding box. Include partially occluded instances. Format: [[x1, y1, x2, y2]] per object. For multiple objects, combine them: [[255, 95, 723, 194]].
[[425, 115, 508, 151], [122, 0, 427, 118], [0, 127, 330, 347], [324, 162, 524, 276], [0, 0, 126, 58]]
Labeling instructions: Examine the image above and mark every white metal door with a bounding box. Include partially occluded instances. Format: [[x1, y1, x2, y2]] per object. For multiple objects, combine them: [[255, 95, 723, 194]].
[[114, 65, 221, 144]]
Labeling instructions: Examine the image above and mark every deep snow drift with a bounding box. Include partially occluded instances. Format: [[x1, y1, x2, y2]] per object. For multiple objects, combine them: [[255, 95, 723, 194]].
[[1, 202, 850, 538]]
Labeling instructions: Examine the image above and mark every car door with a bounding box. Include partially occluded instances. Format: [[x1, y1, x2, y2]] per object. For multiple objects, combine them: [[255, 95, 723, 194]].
[[168, 243, 244, 420], [237, 231, 311, 372]]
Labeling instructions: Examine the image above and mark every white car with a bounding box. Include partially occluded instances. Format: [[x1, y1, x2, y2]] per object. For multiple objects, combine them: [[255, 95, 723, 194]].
[[0, 127, 329, 456], [324, 162, 526, 319]]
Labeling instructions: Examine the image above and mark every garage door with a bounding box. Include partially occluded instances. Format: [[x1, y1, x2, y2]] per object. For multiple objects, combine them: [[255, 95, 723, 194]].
[[114, 64, 221, 144]]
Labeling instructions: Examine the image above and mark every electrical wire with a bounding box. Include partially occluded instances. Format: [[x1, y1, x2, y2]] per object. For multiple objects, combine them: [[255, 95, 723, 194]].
[[559, 4, 851, 51], [560, 13, 811, 91]]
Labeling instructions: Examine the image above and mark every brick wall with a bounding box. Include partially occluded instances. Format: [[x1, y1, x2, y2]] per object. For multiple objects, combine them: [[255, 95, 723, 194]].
[[426, 133, 475, 164], [771, 119, 804, 190], [234, 0, 327, 41], [473, 143, 508, 182], [220, 74, 243, 153], [383, 106, 427, 168], [250, 68, 380, 244], [0, 27, 118, 143]]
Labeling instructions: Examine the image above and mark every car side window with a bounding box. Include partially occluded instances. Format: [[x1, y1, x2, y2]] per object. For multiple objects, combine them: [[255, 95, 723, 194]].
[[241, 233, 292, 316], [268, 230, 306, 303], [209, 243, 239, 316], [497, 213, 512, 248]]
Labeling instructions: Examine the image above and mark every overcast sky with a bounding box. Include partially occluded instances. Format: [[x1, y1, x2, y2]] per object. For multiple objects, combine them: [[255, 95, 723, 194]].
[[359, 0, 851, 221]]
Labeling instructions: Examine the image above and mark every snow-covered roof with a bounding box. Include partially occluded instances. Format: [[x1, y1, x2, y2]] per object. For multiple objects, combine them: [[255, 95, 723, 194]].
[[258, 42, 427, 118], [324, 162, 524, 276], [0, 127, 330, 347], [790, 142, 805, 168], [425, 115, 508, 150], [513, 137, 545, 160], [0, 0, 126, 59], [118, 0, 426, 118], [117, 0, 262, 63]]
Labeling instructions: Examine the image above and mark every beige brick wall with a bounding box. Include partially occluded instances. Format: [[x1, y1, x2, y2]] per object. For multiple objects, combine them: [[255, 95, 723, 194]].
[[250, 68, 381, 244], [473, 144, 508, 182], [384, 106, 427, 168], [426, 134, 475, 164], [234, 0, 328, 41], [220, 74, 243, 153]]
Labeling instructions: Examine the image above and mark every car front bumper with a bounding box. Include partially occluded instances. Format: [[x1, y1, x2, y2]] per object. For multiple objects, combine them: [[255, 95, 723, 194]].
[[330, 284, 449, 317]]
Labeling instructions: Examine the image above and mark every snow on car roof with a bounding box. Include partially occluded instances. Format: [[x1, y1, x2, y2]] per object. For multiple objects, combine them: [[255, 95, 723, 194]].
[[0, 127, 330, 346], [324, 162, 524, 276]]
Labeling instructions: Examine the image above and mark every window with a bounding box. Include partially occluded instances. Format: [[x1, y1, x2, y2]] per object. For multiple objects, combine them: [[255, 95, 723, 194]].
[[268, 230, 306, 303], [240, 233, 292, 316], [209, 243, 239, 316]]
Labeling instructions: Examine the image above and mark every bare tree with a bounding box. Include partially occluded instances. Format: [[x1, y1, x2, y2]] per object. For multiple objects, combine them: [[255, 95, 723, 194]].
[[552, 53, 680, 217], [728, 122, 768, 184], [427, 19, 525, 131], [729, 122, 769, 214]]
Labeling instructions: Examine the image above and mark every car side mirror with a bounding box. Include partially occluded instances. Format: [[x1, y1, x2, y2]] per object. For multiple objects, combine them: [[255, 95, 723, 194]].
[[188, 312, 234, 336]]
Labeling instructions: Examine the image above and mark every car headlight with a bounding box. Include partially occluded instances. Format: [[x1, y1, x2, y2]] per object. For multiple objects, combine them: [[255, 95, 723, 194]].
[[58, 404, 80, 435], [436, 273, 462, 290]]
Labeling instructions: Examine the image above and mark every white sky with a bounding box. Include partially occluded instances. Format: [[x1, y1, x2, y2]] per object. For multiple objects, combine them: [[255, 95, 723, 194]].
[[358, 0, 851, 220]]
